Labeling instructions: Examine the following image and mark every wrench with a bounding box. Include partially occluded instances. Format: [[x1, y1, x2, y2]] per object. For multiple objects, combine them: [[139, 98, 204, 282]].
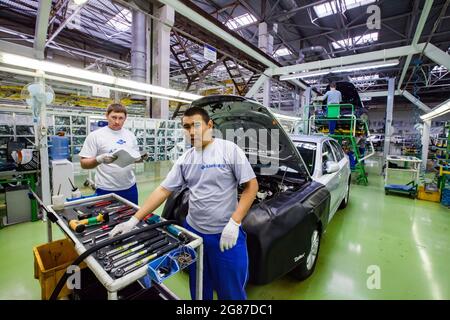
[[114, 242, 179, 278], [105, 238, 169, 272]]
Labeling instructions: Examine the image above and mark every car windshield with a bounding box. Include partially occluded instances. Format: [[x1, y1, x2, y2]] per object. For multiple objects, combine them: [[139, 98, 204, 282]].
[[293, 141, 316, 175]]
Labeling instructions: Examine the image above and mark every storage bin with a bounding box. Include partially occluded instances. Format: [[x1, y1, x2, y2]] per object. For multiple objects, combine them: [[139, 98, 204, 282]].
[[33, 238, 86, 299], [417, 186, 441, 202], [147, 246, 196, 284]]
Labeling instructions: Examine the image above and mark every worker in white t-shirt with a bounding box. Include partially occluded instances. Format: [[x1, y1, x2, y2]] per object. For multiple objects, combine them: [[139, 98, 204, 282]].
[[110, 106, 259, 300], [79, 103, 140, 204]]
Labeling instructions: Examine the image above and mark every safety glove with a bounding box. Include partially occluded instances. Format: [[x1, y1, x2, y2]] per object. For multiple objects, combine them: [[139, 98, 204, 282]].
[[109, 216, 139, 238], [219, 217, 240, 252], [96, 153, 117, 164]]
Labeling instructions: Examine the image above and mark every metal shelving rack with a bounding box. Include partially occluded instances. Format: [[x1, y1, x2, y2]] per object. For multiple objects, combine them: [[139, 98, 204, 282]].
[[0, 108, 186, 164]]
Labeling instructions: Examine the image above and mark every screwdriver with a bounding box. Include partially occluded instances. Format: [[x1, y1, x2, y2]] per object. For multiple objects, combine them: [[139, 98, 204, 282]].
[[83, 221, 122, 237]]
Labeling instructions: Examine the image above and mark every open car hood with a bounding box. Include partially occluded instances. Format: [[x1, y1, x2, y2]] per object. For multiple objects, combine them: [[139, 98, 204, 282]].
[[191, 95, 311, 179]]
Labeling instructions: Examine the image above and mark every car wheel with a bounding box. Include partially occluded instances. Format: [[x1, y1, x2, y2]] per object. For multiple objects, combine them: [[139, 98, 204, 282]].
[[339, 178, 350, 209], [291, 226, 321, 281]]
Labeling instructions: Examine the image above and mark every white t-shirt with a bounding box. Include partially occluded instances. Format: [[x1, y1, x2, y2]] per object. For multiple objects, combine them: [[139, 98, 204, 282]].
[[79, 126, 139, 191], [161, 138, 256, 234]]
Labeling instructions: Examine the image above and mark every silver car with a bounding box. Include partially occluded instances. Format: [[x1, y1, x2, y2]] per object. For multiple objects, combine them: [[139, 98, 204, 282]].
[[290, 134, 351, 220]]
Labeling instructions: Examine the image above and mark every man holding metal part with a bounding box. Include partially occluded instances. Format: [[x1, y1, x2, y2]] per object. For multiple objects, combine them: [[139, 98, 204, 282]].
[[79, 103, 141, 204], [110, 106, 259, 300]]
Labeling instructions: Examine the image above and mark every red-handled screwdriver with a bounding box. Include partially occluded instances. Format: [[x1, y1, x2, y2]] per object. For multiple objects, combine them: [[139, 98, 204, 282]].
[[83, 221, 122, 237]]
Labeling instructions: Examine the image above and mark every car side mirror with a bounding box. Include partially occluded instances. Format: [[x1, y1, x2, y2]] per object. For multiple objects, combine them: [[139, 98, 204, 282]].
[[324, 161, 339, 174]]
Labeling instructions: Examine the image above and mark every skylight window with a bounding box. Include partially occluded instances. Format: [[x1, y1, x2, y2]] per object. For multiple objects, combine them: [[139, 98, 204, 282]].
[[331, 32, 378, 49], [431, 65, 448, 73], [225, 13, 257, 30], [107, 8, 132, 32], [313, 1, 338, 18], [274, 47, 292, 57], [344, 0, 377, 10], [313, 0, 376, 18]]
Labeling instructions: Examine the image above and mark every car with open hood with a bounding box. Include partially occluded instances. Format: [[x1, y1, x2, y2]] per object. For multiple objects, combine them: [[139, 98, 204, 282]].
[[162, 95, 333, 284]]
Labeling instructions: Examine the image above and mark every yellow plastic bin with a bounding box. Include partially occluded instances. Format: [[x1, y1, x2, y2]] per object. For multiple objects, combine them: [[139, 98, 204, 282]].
[[417, 186, 441, 202], [33, 238, 86, 300]]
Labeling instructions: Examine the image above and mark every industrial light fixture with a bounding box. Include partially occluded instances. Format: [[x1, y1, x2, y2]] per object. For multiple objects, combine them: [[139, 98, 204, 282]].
[[0, 66, 193, 104], [72, 0, 89, 5], [334, 59, 399, 73], [420, 99, 450, 121], [280, 59, 399, 81], [0, 51, 202, 101], [281, 70, 330, 80]]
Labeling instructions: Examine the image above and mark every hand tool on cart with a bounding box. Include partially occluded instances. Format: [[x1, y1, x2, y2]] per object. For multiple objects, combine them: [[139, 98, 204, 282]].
[[68, 177, 82, 198], [87, 200, 117, 209], [114, 242, 179, 278], [50, 220, 178, 300], [96, 231, 160, 259], [145, 213, 189, 242], [73, 208, 92, 220], [82, 232, 111, 244], [106, 238, 170, 272], [103, 234, 166, 266], [69, 212, 109, 233], [83, 221, 122, 237], [107, 205, 133, 216], [113, 209, 136, 221]]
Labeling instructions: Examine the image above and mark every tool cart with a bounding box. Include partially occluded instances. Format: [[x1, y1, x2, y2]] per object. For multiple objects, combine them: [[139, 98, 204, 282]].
[[35, 193, 203, 300], [384, 155, 422, 198]]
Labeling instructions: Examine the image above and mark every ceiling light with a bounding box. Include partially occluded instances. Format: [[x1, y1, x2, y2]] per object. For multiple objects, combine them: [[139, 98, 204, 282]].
[[281, 70, 330, 80], [72, 0, 89, 5], [334, 59, 398, 73], [0, 51, 202, 101], [420, 99, 450, 121], [280, 59, 399, 81]]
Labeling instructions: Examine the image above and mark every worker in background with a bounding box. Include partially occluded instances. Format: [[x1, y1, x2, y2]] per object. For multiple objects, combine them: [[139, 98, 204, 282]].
[[322, 82, 342, 134], [79, 103, 140, 204], [356, 134, 366, 165], [110, 106, 259, 300]]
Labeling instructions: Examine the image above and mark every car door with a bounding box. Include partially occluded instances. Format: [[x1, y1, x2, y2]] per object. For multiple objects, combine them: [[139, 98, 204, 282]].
[[318, 141, 341, 217], [329, 140, 350, 201]]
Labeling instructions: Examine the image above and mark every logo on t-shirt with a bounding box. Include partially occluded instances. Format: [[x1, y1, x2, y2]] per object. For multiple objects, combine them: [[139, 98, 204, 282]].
[[200, 164, 226, 170], [116, 139, 127, 145]]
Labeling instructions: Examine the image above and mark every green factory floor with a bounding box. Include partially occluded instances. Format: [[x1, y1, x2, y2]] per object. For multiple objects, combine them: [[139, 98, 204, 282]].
[[0, 158, 449, 300]]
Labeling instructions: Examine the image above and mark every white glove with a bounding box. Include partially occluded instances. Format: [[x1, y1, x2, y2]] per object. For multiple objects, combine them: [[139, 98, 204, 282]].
[[109, 216, 139, 238], [96, 153, 117, 164], [219, 218, 240, 252]]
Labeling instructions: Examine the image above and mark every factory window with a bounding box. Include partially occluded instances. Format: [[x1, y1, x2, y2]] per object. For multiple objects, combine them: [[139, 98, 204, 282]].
[[225, 13, 257, 30]]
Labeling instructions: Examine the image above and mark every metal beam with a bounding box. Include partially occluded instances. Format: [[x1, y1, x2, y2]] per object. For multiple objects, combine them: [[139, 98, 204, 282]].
[[273, 44, 424, 76], [45, 3, 86, 48], [383, 78, 395, 160], [421, 119, 431, 170], [397, 0, 434, 90], [359, 90, 402, 98], [0, 40, 34, 58], [33, 0, 52, 59], [423, 43, 450, 70], [402, 90, 432, 113], [158, 0, 278, 69], [245, 70, 271, 98]]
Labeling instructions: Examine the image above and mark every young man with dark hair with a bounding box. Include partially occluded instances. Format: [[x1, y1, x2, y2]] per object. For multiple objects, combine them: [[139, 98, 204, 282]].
[[110, 106, 259, 300], [79, 103, 140, 204]]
